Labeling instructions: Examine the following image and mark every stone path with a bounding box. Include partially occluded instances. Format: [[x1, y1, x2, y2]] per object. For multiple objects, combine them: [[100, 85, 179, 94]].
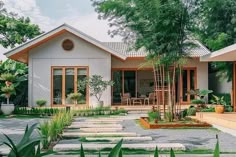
[[53, 114, 236, 154], [53, 115, 186, 152]]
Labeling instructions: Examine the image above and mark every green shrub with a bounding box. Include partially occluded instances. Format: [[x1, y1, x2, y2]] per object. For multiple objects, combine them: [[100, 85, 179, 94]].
[[210, 93, 231, 106], [148, 111, 161, 122], [187, 107, 197, 116], [39, 121, 50, 149], [36, 99, 47, 107], [164, 112, 173, 122], [67, 93, 82, 104], [191, 99, 205, 104], [200, 107, 215, 112], [0, 73, 16, 82]]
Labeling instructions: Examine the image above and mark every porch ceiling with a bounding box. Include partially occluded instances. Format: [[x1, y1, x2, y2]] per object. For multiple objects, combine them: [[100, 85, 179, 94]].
[[200, 43, 236, 62]]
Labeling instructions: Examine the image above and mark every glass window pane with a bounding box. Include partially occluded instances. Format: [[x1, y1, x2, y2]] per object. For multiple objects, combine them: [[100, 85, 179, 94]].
[[190, 70, 195, 100], [182, 70, 187, 101], [53, 69, 62, 105], [77, 69, 87, 104], [65, 68, 74, 104], [124, 71, 136, 97], [112, 71, 122, 103]]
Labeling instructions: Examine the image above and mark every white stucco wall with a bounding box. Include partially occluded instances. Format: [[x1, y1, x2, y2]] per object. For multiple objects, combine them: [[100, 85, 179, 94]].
[[28, 32, 111, 107], [209, 73, 232, 93]]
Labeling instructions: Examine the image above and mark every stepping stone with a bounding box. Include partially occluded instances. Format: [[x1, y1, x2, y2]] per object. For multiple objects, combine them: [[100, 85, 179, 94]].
[[68, 124, 123, 129], [65, 127, 122, 133], [72, 121, 120, 124], [53, 143, 186, 151], [86, 119, 123, 122], [62, 132, 138, 138], [79, 127, 122, 132], [85, 136, 153, 142]]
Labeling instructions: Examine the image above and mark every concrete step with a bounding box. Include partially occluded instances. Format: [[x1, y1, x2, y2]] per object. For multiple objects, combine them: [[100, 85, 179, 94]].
[[63, 132, 139, 138], [68, 124, 123, 129], [53, 143, 186, 151], [85, 136, 152, 142], [85, 119, 124, 122], [65, 127, 123, 133], [80, 127, 123, 132]]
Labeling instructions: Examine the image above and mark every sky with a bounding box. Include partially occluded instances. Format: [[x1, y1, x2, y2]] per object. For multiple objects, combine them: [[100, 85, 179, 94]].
[[0, 0, 122, 60]]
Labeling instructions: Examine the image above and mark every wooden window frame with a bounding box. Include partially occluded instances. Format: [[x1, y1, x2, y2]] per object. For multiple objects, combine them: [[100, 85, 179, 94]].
[[51, 66, 89, 107], [180, 67, 197, 104]]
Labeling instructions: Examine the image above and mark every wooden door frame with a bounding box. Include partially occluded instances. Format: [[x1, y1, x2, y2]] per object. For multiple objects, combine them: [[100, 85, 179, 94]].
[[233, 62, 236, 112], [51, 66, 89, 107], [111, 68, 153, 104], [180, 67, 197, 104]]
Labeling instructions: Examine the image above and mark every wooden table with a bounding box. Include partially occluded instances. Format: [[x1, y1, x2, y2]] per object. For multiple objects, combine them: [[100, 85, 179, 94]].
[[131, 97, 145, 105]]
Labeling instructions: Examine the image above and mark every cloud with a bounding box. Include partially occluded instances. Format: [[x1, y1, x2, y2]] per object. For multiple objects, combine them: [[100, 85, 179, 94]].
[[2, 0, 121, 42], [0, 0, 122, 60]]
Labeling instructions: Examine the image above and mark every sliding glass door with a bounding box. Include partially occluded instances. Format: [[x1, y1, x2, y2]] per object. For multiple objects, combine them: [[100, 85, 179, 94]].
[[52, 67, 88, 106], [112, 70, 136, 104]]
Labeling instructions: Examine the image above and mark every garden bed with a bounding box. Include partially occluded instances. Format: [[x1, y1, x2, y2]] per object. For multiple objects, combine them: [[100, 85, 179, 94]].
[[140, 117, 211, 129]]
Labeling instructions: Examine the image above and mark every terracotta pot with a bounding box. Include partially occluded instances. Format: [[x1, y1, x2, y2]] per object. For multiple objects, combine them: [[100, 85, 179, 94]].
[[215, 105, 225, 114]]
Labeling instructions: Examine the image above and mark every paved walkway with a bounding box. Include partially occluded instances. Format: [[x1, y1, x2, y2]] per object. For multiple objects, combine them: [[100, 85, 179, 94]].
[[54, 114, 236, 153], [0, 118, 46, 155]]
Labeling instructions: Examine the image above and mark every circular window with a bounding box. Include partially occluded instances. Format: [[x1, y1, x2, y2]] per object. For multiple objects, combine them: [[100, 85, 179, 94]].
[[62, 39, 74, 51]]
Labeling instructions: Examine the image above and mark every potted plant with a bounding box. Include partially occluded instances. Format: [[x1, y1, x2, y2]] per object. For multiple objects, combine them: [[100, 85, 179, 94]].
[[0, 73, 16, 115], [67, 93, 82, 104], [87, 75, 113, 108], [211, 94, 226, 114], [36, 99, 47, 107], [187, 89, 213, 110]]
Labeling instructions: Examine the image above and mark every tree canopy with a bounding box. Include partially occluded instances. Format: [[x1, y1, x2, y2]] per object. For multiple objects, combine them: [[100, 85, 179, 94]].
[[0, 1, 42, 48], [92, 0, 192, 64], [193, 0, 236, 81], [0, 1, 42, 106]]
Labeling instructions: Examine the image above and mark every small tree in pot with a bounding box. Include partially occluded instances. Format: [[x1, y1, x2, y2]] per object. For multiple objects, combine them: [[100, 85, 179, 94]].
[[67, 93, 82, 105], [87, 75, 113, 108], [0, 73, 16, 115], [211, 95, 226, 114]]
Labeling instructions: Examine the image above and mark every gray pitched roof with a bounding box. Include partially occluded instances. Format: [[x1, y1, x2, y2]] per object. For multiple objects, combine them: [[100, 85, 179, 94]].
[[103, 40, 210, 57]]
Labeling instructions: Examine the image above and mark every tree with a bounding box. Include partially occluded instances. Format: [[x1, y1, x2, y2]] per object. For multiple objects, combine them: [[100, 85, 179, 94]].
[[0, 1, 42, 106], [192, 0, 236, 82], [0, 1, 41, 48], [92, 0, 192, 120]]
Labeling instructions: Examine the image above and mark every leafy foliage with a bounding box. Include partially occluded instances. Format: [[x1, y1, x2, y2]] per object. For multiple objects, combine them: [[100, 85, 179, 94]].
[[2, 123, 43, 157], [0, 2, 42, 48], [67, 93, 82, 104], [38, 111, 74, 149], [211, 95, 226, 106], [36, 99, 47, 107], [192, 0, 236, 81], [88, 75, 114, 102]]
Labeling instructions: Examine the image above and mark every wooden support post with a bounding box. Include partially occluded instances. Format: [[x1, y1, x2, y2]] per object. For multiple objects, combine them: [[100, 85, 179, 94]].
[[233, 62, 236, 112]]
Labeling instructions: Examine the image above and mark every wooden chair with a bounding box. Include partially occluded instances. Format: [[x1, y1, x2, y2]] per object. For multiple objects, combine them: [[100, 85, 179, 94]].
[[120, 93, 131, 105], [144, 93, 155, 105]]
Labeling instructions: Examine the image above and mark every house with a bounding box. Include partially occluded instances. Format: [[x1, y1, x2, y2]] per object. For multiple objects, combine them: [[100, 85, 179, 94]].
[[4, 24, 210, 108], [201, 44, 236, 112]]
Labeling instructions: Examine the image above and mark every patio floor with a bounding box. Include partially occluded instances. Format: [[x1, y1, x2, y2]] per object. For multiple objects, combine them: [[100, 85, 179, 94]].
[[195, 112, 236, 130]]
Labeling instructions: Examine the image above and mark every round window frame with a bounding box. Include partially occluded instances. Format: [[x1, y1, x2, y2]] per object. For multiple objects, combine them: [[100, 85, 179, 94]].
[[62, 39, 74, 51]]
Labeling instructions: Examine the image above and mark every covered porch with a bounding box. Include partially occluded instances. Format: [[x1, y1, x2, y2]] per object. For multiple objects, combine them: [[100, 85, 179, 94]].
[[201, 43, 236, 112]]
